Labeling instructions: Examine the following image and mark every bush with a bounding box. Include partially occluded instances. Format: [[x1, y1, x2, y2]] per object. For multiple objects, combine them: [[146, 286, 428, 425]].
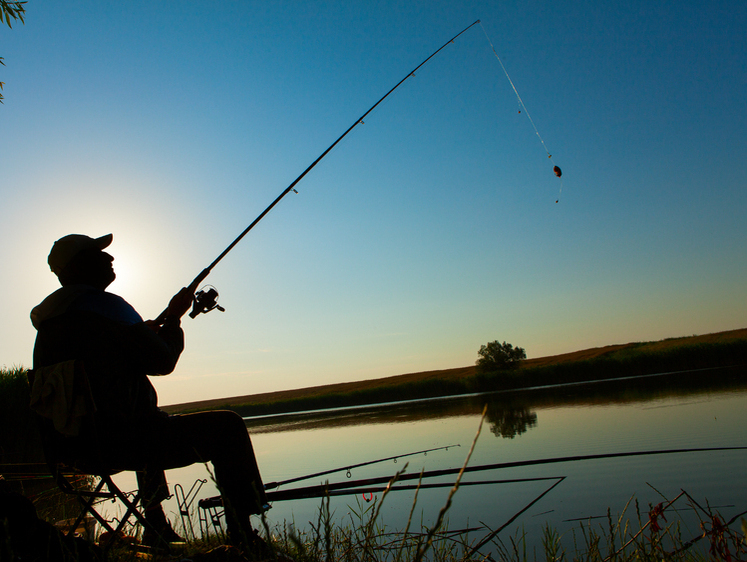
[[0, 366, 44, 463]]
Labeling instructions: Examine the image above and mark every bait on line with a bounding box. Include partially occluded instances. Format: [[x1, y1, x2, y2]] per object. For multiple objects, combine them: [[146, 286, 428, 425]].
[[156, 20, 483, 323], [480, 22, 565, 203], [160, 19, 567, 321]]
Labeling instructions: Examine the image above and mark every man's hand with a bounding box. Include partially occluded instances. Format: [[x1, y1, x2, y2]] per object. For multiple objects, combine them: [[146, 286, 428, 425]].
[[165, 287, 194, 320], [145, 288, 195, 331]]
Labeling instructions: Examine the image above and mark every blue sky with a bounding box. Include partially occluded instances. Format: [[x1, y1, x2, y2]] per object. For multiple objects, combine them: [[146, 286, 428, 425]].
[[2, 1, 745, 406]]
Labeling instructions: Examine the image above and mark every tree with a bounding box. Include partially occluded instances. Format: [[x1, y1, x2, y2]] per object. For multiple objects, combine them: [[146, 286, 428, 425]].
[[0, 1, 26, 104], [476, 340, 526, 373]]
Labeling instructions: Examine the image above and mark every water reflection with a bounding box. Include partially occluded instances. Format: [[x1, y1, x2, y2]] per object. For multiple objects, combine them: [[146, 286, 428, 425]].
[[245, 365, 746, 436], [485, 402, 537, 439], [123, 366, 747, 558]]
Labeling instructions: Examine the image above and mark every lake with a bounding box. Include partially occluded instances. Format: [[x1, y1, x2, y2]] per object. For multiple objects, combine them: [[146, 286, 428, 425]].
[[115, 366, 747, 556]]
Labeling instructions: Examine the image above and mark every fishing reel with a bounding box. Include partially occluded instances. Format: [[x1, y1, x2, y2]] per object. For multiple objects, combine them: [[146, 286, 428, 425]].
[[190, 285, 225, 318]]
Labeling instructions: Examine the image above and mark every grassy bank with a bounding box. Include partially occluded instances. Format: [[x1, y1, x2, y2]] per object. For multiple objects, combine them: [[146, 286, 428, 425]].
[[164, 328, 747, 417], [3, 344, 747, 561]]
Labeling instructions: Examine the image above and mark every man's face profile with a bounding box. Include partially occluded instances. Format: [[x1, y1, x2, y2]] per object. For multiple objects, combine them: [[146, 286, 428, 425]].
[[59, 247, 116, 290]]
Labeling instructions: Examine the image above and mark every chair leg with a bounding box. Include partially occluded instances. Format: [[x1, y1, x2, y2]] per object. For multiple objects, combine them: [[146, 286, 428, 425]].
[[63, 477, 116, 538], [102, 475, 152, 532], [56, 472, 159, 553]]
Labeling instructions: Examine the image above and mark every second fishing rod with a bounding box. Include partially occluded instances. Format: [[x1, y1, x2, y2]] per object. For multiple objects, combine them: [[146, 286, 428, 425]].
[[155, 20, 481, 324]]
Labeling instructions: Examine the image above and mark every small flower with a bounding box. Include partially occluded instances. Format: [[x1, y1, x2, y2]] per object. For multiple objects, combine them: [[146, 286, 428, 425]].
[[648, 502, 667, 534]]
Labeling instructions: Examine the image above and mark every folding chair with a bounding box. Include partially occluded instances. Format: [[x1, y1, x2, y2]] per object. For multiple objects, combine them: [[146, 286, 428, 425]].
[[27, 362, 157, 550]]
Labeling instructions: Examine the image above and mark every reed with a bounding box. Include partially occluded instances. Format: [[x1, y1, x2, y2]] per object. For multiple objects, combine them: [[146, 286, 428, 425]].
[[255, 487, 747, 562], [196, 499, 744, 561], [238, 413, 747, 562]]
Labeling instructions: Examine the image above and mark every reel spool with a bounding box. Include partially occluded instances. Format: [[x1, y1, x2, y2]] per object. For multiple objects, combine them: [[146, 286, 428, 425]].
[[190, 285, 225, 318]]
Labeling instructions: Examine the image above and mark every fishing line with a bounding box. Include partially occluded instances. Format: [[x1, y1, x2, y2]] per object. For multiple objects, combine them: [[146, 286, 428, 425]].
[[156, 20, 482, 323], [479, 22, 564, 203]]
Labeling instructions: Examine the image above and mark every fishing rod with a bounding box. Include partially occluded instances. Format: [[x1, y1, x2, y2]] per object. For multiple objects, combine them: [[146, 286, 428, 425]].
[[268, 445, 747, 500], [156, 20, 481, 323], [263, 444, 460, 490], [198, 475, 564, 508], [199, 445, 747, 506], [266, 476, 565, 502]]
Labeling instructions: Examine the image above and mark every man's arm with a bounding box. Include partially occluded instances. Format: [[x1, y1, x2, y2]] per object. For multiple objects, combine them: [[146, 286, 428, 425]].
[[133, 287, 194, 376]]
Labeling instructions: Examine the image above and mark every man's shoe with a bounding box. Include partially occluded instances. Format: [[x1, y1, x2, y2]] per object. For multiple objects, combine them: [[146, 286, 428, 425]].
[[228, 527, 274, 560], [142, 524, 186, 552]]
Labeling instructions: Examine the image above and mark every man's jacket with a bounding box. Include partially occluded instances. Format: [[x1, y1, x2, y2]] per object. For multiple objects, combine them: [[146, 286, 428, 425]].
[[30, 285, 184, 429]]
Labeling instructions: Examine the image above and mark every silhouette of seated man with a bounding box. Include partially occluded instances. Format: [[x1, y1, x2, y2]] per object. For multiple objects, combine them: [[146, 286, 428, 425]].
[[30, 234, 268, 552]]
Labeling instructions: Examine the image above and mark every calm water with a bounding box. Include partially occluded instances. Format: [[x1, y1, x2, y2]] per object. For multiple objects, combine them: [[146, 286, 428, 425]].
[[115, 367, 747, 554]]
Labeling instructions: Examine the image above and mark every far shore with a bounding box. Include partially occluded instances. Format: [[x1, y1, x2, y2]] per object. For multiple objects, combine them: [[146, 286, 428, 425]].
[[162, 328, 747, 417]]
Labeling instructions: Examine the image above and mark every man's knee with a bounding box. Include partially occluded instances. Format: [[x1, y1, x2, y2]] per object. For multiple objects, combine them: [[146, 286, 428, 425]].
[[195, 410, 250, 450], [211, 410, 246, 432]]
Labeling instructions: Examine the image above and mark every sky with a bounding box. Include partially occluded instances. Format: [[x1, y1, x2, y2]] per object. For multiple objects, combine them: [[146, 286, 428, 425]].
[[1, 1, 745, 406]]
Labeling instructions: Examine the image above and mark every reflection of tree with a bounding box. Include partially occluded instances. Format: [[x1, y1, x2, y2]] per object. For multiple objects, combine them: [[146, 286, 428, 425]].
[[484, 400, 538, 439]]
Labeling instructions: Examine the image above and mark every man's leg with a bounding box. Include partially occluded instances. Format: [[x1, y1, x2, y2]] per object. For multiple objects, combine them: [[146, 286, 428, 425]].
[[135, 469, 184, 545], [106, 410, 268, 549], [160, 411, 269, 546]]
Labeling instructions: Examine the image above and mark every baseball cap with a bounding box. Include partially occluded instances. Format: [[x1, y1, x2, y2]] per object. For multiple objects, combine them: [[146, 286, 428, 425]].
[[48, 233, 113, 275]]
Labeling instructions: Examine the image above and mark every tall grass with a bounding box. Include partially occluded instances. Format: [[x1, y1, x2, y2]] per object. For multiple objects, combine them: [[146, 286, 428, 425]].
[[0, 366, 84, 528], [106, 486, 747, 561], [0, 365, 43, 464], [251, 429, 747, 562], [249, 482, 747, 562]]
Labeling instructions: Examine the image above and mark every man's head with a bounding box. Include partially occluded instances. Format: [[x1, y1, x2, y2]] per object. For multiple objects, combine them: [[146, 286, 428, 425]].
[[48, 234, 116, 289]]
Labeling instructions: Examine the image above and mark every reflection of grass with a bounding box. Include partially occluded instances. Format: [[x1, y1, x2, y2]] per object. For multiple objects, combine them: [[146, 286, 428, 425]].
[[163, 329, 747, 417], [486, 490, 747, 562]]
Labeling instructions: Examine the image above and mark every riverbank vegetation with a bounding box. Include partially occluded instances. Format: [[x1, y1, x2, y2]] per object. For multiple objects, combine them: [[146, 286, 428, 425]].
[[5, 455, 746, 561], [108, 430, 747, 562], [242, 487, 747, 562], [3, 331, 747, 561], [0, 365, 43, 463], [163, 328, 747, 417]]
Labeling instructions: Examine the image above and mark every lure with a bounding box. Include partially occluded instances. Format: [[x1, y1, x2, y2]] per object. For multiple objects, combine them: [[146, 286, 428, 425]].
[[481, 22, 565, 202]]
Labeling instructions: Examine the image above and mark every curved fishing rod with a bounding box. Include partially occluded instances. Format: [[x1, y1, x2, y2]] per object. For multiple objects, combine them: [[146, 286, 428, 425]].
[[158, 20, 481, 322], [265, 475, 565, 502], [198, 445, 747, 506], [271, 445, 747, 499], [263, 444, 460, 490]]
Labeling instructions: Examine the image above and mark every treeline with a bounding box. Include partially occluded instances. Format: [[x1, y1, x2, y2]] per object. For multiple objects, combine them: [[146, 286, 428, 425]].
[[4, 332, 747, 426], [214, 337, 747, 418]]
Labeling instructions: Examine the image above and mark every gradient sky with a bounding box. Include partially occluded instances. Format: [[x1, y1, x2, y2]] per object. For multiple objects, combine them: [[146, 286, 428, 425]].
[[2, 1, 746, 406]]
